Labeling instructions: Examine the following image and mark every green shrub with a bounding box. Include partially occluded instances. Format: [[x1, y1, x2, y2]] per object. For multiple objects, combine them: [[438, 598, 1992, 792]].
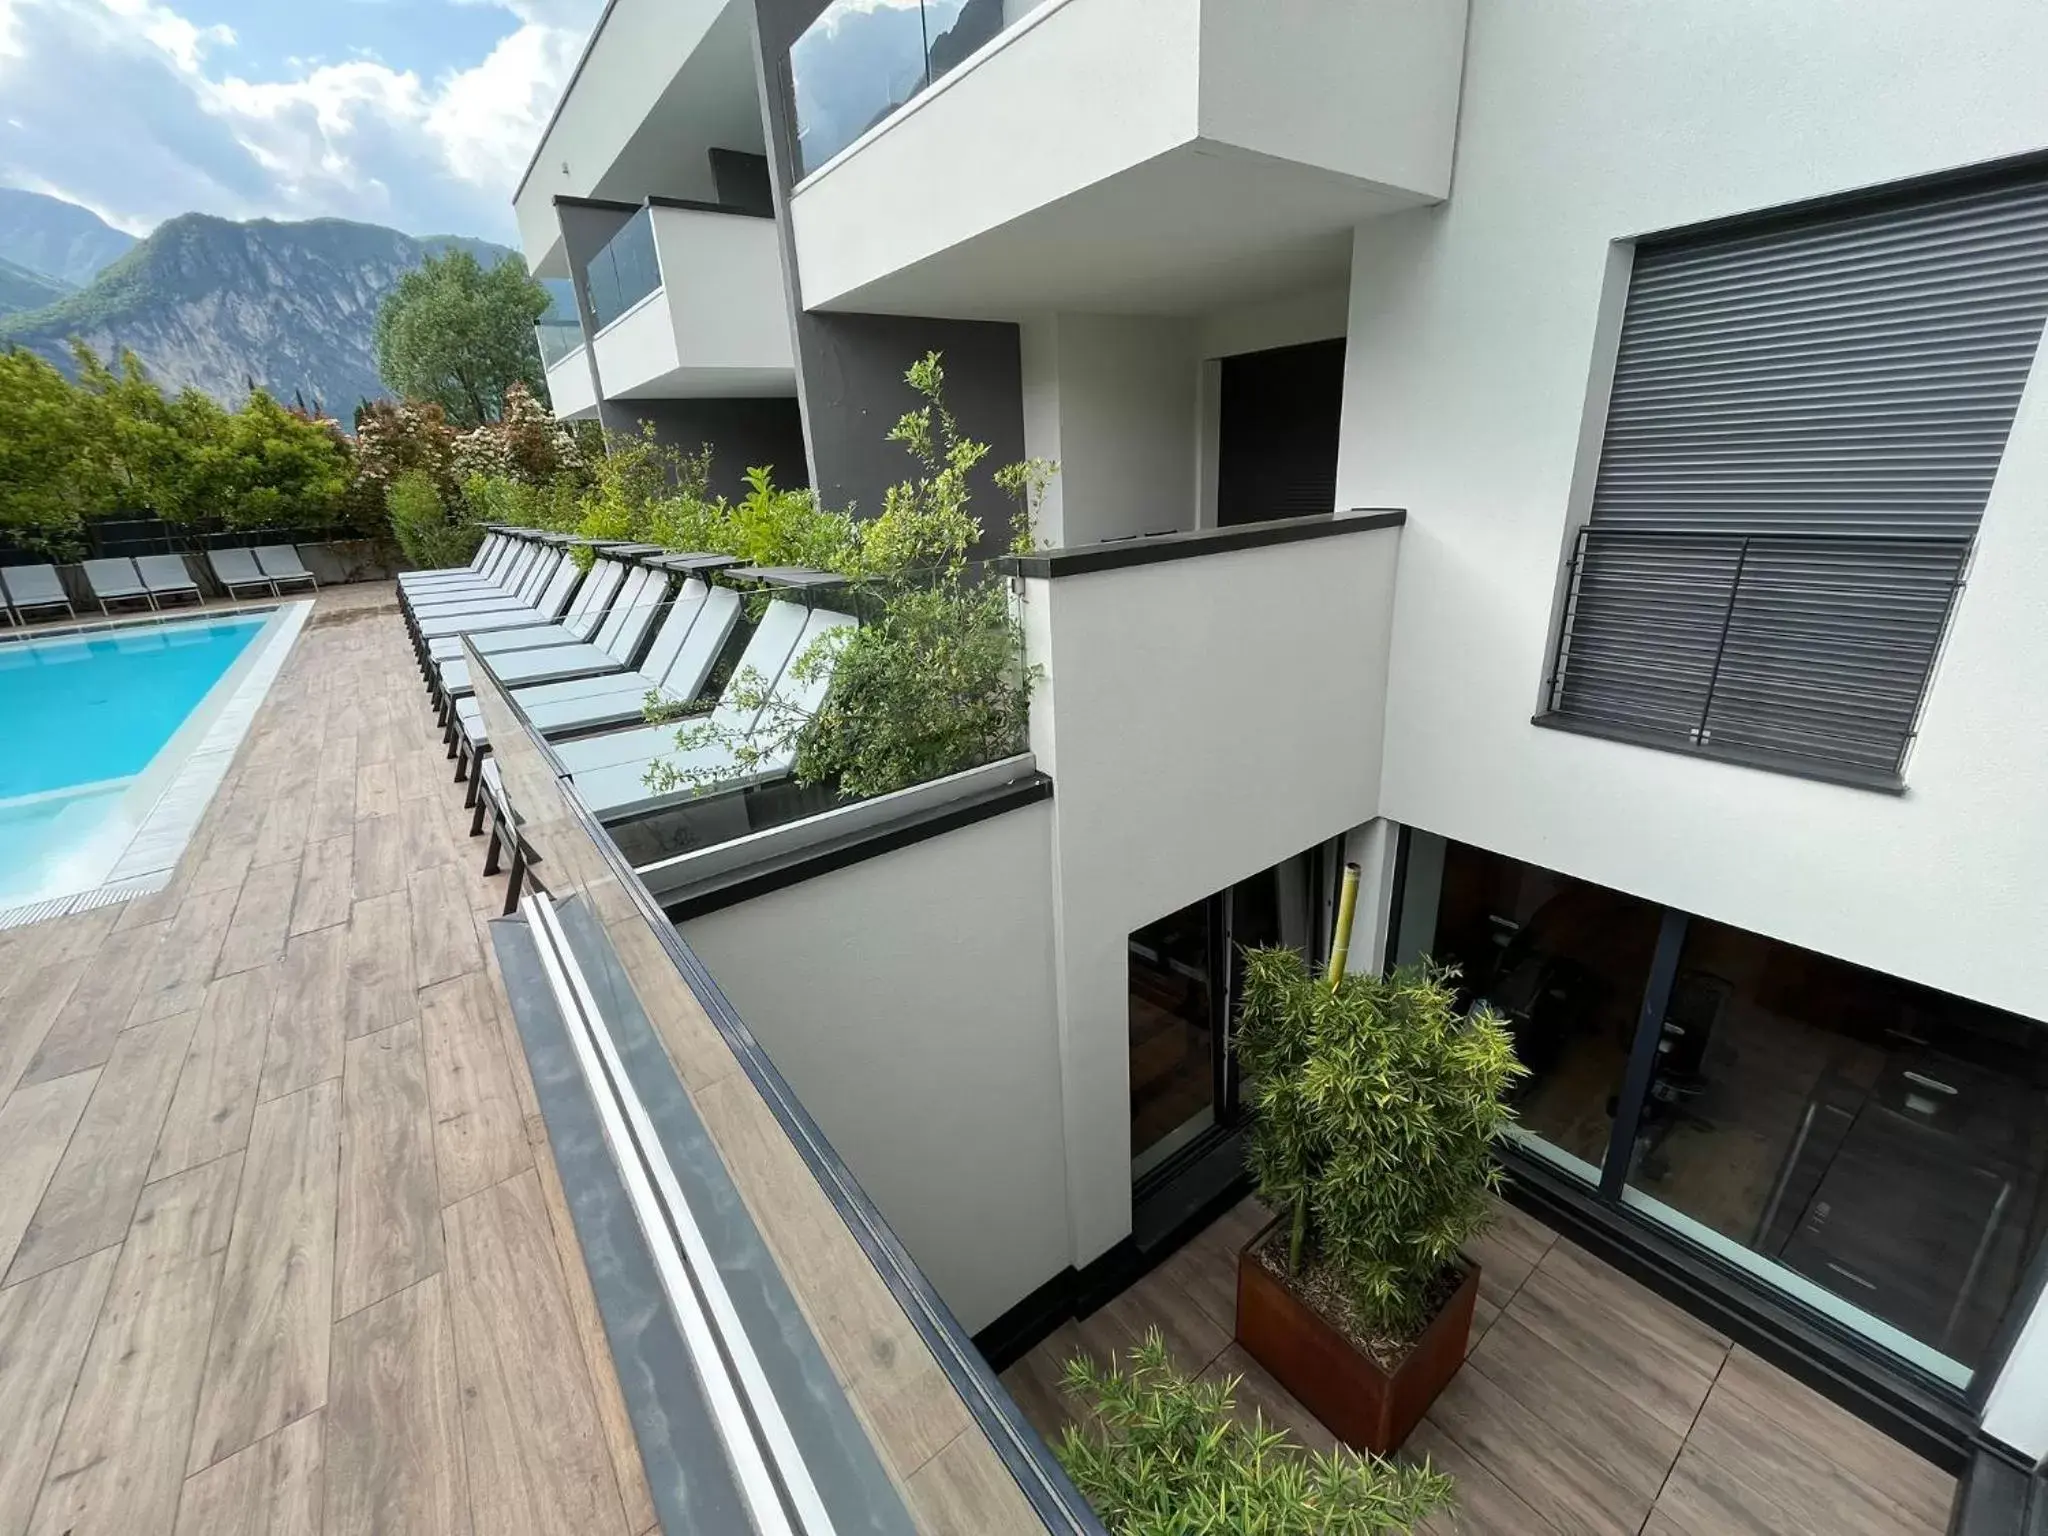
[[643, 351, 1051, 802], [1056, 1331, 1452, 1535], [388, 468, 481, 570], [1237, 957, 1526, 1337]]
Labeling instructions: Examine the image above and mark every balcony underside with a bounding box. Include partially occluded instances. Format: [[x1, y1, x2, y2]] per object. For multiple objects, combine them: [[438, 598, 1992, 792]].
[[798, 139, 1426, 319]]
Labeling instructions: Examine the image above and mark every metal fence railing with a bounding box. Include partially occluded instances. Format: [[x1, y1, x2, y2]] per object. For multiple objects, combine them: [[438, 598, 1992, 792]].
[[1541, 524, 1973, 786]]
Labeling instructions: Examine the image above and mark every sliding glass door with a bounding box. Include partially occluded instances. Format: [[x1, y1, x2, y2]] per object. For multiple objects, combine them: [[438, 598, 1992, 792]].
[[1128, 847, 1331, 1187], [1395, 831, 2048, 1391]]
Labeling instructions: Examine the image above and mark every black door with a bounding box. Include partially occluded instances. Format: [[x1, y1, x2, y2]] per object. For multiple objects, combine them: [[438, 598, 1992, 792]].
[[1215, 338, 1347, 527]]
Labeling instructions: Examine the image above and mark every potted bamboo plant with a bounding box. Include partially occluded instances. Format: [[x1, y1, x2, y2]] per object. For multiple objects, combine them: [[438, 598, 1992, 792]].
[[1233, 866, 1526, 1454]]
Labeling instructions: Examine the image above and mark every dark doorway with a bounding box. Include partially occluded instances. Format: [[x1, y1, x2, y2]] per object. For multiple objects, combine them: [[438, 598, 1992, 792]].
[[1128, 844, 1338, 1247], [1215, 338, 1347, 527]]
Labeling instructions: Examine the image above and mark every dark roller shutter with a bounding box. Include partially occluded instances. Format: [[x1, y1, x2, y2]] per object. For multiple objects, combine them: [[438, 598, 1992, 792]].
[[1547, 167, 2048, 784], [1216, 338, 1345, 527]]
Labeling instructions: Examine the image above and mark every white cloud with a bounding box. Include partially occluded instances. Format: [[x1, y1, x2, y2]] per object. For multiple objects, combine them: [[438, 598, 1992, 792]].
[[0, 0, 601, 240]]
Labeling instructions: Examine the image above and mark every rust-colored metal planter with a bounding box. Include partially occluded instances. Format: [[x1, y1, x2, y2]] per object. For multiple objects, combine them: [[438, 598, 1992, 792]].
[[1235, 1218, 1479, 1456]]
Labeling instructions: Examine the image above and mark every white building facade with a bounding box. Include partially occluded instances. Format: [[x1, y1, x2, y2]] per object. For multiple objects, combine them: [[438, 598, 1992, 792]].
[[517, 0, 2048, 1500]]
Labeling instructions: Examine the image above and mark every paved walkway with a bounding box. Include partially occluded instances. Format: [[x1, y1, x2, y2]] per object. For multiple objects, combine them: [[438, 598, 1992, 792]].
[[1003, 1196, 1957, 1536], [0, 582, 657, 1536]]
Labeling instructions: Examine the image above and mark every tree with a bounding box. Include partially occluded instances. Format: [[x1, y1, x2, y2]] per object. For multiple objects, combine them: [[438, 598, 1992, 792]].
[[0, 348, 97, 555], [192, 391, 350, 529], [373, 250, 549, 428]]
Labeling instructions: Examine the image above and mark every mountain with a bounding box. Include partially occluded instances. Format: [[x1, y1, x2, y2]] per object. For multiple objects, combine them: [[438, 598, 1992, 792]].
[[0, 188, 137, 287], [0, 253, 71, 317], [0, 211, 514, 411]]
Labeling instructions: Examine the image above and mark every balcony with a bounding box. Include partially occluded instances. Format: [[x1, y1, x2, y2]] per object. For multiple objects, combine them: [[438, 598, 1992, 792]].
[[512, 0, 764, 272], [586, 201, 795, 400], [536, 318, 599, 420], [785, 0, 1469, 318]]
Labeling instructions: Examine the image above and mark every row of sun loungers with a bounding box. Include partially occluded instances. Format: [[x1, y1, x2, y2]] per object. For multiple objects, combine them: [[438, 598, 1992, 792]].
[[398, 528, 860, 904], [0, 545, 321, 622]]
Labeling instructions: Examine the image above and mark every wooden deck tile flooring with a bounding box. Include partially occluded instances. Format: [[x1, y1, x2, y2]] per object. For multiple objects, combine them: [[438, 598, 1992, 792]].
[[1002, 1197, 1958, 1536], [0, 583, 658, 1536]]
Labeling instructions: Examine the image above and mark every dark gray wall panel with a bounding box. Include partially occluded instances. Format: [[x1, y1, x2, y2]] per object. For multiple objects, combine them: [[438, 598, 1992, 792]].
[[747, 0, 1026, 554], [616, 396, 812, 497]]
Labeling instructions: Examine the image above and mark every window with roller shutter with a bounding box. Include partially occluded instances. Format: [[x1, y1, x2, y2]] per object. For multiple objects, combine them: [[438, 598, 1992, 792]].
[[1540, 162, 2048, 788]]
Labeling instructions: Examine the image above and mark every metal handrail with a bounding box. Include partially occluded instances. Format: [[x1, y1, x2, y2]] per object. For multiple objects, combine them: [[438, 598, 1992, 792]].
[[1543, 522, 1974, 778]]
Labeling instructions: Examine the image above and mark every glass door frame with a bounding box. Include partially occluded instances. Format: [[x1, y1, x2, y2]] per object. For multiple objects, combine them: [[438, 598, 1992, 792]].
[[1385, 826, 2048, 1420]]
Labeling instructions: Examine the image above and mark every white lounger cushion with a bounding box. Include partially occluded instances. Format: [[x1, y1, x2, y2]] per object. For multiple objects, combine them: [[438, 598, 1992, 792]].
[[454, 584, 742, 744], [83, 558, 148, 597], [136, 554, 199, 593], [419, 559, 626, 648], [552, 600, 813, 774], [571, 606, 856, 818]]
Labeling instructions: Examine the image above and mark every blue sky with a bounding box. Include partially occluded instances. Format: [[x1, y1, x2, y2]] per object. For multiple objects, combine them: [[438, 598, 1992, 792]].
[[0, 0, 604, 243]]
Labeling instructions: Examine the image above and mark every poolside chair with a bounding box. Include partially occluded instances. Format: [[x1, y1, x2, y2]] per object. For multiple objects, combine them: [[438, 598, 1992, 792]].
[[400, 545, 566, 636], [0, 564, 75, 622], [552, 601, 857, 823], [81, 557, 155, 613], [398, 529, 512, 591], [450, 581, 744, 775], [254, 545, 318, 593], [417, 552, 627, 656], [431, 565, 674, 717], [404, 544, 567, 623], [208, 548, 276, 598], [400, 534, 542, 602], [136, 553, 202, 607]]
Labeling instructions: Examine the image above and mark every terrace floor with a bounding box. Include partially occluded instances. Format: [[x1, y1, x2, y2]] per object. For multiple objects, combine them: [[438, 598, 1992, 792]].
[[1001, 1196, 1959, 1536], [0, 582, 659, 1536]]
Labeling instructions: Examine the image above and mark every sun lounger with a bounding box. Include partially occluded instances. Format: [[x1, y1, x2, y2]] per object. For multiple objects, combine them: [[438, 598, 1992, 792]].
[[420, 556, 630, 656], [82, 557, 155, 613], [207, 548, 275, 598], [433, 566, 673, 708], [136, 553, 202, 607], [452, 582, 743, 755], [405, 546, 569, 623], [0, 563, 75, 621], [398, 530, 512, 590], [253, 545, 317, 593], [552, 601, 857, 821]]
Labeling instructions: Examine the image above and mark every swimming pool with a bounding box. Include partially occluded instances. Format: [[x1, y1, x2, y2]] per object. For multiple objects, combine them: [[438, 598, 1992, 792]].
[[0, 609, 303, 918]]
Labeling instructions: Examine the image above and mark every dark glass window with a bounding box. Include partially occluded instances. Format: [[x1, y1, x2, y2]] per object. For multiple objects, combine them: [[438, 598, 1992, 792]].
[[1623, 918, 2048, 1381], [1397, 831, 2048, 1385]]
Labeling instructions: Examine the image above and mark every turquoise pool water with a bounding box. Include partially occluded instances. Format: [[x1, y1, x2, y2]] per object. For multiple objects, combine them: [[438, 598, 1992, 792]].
[[0, 616, 267, 906]]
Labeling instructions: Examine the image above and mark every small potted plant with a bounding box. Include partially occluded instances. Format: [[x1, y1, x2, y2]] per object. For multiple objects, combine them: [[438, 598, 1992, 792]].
[[1055, 1329, 1453, 1533], [1233, 868, 1525, 1455]]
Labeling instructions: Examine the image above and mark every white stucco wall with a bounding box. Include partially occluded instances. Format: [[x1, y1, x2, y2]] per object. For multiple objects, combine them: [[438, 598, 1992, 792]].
[[787, 0, 1465, 313], [679, 802, 1070, 1333], [543, 346, 600, 421], [1024, 523, 1401, 1261], [649, 207, 796, 384], [1019, 314, 1199, 546], [1343, 0, 2048, 1033], [590, 208, 795, 399], [1196, 0, 1466, 200], [1022, 295, 1353, 544]]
